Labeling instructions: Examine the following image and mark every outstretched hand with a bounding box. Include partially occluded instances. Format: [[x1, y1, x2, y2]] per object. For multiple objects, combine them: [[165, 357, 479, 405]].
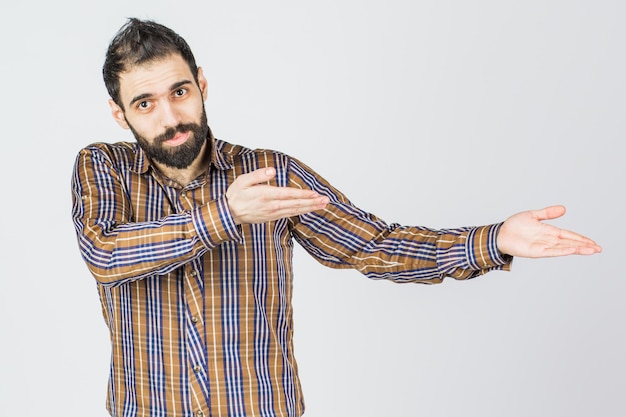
[[496, 205, 602, 258], [226, 167, 330, 225]]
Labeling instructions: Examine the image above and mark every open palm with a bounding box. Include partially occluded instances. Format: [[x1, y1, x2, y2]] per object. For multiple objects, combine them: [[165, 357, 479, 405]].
[[496, 205, 601, 258]]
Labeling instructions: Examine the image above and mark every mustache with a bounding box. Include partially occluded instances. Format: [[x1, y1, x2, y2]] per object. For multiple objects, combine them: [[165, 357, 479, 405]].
[[154, 123, 198, 144]]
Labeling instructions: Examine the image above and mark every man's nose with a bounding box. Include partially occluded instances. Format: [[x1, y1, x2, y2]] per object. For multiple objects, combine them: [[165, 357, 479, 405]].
[[159, 101, 181, 128]]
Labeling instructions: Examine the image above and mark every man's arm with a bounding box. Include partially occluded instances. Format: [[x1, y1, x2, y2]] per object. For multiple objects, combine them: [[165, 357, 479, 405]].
[[280, 157, 600, 283], [71, 145, 241, 287]]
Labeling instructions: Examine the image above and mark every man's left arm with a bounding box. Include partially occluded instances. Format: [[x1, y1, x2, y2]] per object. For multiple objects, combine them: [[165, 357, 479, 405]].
[[286, 158, 513, 284], [285, 158, 601, 284]]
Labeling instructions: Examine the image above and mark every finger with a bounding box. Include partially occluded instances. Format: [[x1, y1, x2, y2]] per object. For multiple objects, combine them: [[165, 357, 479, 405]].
[[533, 205, 567, 221], [556, 227, 600, 246], [574, 245, 602, 255], [260, 184, 321, 200], [555, 235, 602, 249], [273, 196, 330, 212], [534, 246, 578, 258], [268, 196, 329, 218], [238, 167, 277, 187], [540, 243, 601, 257]]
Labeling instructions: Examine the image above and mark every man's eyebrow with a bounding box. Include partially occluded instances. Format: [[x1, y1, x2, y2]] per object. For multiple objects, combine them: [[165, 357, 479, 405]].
[[128, 80, 193, 108], [170, 80, 192, 91], [128, 92, 152, 108]]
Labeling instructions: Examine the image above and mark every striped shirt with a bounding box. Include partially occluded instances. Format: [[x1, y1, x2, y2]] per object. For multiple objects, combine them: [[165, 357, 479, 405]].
[[71, 135, 511, 417]]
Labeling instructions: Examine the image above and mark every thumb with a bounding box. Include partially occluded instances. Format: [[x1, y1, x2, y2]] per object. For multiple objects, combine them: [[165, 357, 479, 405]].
[[240, 167, 276, 187], [534, 205, 566, 221]]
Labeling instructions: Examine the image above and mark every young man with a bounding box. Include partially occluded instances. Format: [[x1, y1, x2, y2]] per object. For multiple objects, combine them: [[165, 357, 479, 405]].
[[71, 18, 601, 417]]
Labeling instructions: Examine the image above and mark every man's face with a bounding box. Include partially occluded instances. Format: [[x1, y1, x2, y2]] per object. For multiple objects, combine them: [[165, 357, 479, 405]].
[[110, 54, 209, 169]]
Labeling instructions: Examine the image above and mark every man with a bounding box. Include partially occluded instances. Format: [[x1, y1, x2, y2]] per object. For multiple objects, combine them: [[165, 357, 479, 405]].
[[71, 18, 601, 417]]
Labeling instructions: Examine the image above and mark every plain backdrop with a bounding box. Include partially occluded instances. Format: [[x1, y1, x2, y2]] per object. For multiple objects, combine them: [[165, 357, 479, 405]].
[[1, 1, 624, 416]]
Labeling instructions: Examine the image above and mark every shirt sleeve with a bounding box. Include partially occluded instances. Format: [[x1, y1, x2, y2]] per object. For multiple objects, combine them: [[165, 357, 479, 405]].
[[71, 145, 241, 287], [287, 157, 512, 284]]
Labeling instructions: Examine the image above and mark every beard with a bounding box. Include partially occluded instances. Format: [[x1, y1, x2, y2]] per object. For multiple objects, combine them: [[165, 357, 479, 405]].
[[129, 109, 209, 169]]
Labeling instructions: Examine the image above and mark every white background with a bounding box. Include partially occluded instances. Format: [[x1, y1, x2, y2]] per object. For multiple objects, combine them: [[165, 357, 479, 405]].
[[1, 1, 624, 416]]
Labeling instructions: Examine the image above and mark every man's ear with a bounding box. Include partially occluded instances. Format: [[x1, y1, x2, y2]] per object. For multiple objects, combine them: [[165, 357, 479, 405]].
[[197, 67, 208, 101], [109, 99, 130, 129]]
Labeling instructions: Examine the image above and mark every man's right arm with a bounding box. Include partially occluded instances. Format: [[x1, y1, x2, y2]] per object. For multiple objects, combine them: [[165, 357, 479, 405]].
[[71, 145, 241, 287]]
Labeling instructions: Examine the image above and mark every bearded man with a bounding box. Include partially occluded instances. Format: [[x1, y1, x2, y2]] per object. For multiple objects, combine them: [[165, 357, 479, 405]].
[[71, 18, 601, 417]]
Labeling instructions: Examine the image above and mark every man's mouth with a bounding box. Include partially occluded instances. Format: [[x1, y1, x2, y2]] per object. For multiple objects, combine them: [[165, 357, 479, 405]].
[[163, 131, 190, 147]]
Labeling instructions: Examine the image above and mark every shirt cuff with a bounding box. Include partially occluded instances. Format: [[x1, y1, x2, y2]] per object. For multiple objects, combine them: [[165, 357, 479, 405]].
[[191, 195, 243, 248], [466, 223, 513, 271]]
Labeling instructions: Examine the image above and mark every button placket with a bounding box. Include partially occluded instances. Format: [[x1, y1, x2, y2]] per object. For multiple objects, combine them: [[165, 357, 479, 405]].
[[187, 267, 203, 327]]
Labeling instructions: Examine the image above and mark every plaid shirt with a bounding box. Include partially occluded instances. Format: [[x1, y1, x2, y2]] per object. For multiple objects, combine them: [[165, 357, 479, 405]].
[[71, 135, 511, 417]]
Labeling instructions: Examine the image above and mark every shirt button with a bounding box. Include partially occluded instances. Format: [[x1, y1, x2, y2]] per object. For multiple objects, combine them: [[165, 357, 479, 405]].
[[193, 365, 201, 373], [181, 191, 187, 198], [196, 411, 204, 417], [190, 270, 197, 277], [191, 316, 199, 323]]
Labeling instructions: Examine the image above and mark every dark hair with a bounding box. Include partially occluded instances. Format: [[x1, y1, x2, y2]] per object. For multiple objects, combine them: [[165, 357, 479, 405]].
[[103, 18, 199, 108]]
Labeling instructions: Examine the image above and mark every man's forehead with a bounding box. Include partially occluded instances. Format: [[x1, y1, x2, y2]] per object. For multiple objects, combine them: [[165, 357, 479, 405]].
[[118, 54, 194, 100]]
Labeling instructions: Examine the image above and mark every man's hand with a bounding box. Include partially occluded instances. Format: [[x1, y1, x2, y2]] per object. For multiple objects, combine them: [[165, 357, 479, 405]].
[[226, 168, 330, 225], [497, 205, 602, 258]]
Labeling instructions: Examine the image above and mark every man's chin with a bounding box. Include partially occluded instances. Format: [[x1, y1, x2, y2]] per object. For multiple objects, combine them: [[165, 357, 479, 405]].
[[153, 151, 197, 169], [150, 138, 206, 169]]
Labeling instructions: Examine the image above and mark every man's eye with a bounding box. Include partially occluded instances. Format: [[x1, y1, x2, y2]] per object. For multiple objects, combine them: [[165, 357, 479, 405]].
[[174, 88, 187, 97], [138, 101, 151, 109]]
